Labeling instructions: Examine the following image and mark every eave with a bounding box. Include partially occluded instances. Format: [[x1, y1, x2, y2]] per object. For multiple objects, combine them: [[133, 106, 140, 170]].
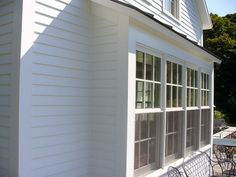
[[91, 0, 221, 64], [195, 0, 213, 30]]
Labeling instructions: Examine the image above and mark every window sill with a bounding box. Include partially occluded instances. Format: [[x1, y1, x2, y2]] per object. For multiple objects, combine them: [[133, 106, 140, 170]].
[[166, 107, 184, 112], [201, 106, 211, 109], [162, 9, 181, 25], [186, 107, 199, 110], [135, 108, 163, 114]]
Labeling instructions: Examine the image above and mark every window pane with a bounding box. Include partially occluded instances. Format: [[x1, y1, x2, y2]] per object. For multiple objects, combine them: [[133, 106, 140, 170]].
[[149, 114, 156, 138], [134, 143, 139, 169], [154, 57, 161, 82], [174, 133, 178, 153], [206, 75, 209, 89], [167, 113, 173, 133], [167, 85, 171, 107], [186, 130, 191, 147], [149, 139, 156, 163], [178, 65, 182, 85], [136, 81, 144, 108], [172, 86, 177, 107], [191, 70, 194, 87], [195, 70, 198, 87], [146, 54, 153, 80], [173, 63, 177, 84], [187, 68, 191, 87], [136, 51, 144, 79], [145, 82, 153, 108], [135, 115, 140, 141], [191, 89, 194, 106], [178, 87, 182, 107], [154, 84, 160, 108], [195, 90, 198, 106], [166, 135, 173, 156], [140, 141, 148, 167], [141, 115, 148, 139], [171, 0, 176, 16], [167, 61, 172, 83]]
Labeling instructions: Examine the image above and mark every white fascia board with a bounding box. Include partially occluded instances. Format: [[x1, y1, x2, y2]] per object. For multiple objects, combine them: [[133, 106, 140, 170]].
[[91, 0, 220, 64], [195, 0, 213, 30]]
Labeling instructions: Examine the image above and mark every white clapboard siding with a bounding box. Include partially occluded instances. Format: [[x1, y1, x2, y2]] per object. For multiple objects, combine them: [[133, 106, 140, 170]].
[[89, 13, 119, 177], [118, 0, 202, 44], [31, 0, 90, 176], [0, 0, 14, 176]]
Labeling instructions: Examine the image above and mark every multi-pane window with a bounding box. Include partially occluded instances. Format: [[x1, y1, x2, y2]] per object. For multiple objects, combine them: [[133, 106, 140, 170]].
[[186, 110, 198, 149], [201, 73, 210, 106], [136, 51, 161, 109], [165, 0, 179, 18], [201, 109, 210, 145], [166, 61, 183, 107], [187, 68, 198, 107], [134, 113, 161, 170], [165, 111, 183, 160]]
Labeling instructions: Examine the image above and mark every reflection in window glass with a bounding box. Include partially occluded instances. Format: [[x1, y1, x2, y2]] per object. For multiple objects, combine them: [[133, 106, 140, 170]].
[[166, 61, 183, 107], [146, 54, 153, 80], [187, 68, 198, 107], [136, 51, 144, 79], [136, 81, 144, 108], [201, 73, 210, 106], [145, 82, 153, 108], [155, 57, 161, 82], [136, 51, 161, 109], [134, 113, 161, 170]]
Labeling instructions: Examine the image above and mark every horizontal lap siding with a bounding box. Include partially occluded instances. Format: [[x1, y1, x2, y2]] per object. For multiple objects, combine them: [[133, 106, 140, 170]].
[[0, 1, 14, 177], [89, 15, 118, 177], [31, 0, 90, 176], [119, 0, 202, 44]]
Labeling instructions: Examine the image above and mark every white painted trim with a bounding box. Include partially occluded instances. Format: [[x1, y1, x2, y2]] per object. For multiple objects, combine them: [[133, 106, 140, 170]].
[[195, 0, 213, 29], [91, 0, 221, 64], [18, 0, 35, 177], [9, 0, 23, 176]]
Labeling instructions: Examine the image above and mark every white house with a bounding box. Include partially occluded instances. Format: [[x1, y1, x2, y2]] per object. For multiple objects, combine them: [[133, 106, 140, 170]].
[[0, 0, 221, 177]]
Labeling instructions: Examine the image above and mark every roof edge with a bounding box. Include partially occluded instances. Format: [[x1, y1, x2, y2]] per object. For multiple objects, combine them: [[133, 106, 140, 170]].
[[195, 0, 213, 30], [91, 0, 221, 64]]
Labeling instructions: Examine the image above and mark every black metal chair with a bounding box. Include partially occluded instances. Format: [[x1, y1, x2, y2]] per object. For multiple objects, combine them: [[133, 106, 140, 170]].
[[183, 151, 218, 177], [167, 166, 184, 177], [213, 145, 236, 176]]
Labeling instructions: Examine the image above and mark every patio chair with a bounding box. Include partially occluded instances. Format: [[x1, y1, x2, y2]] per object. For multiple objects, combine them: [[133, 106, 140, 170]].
[[213, 145, 236, 176], [167, 166, 184, 177], [183, 151, 216, 177]]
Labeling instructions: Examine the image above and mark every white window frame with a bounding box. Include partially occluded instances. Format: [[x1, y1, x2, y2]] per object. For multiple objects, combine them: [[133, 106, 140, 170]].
[[162, 0, 181, 22], [134, 48, 163, 175], [135, 49, 163, 114], [201, 72, 210, 107], [186, 67, 199, 107], [166, 59, 183, 109]]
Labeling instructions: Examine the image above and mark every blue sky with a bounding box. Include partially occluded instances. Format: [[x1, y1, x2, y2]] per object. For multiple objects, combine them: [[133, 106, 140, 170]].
[[206, 0, 236, 16]]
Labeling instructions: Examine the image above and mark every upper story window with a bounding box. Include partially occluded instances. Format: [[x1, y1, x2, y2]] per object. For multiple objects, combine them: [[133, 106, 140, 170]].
[[164, 0, 180, 19]]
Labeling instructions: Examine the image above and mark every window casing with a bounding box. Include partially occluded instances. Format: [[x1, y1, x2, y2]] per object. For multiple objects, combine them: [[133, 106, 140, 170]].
[[164, 0, 179, 19], [166, 61, 183, 108], [135, 50, 162, 174], [201, 73, 210, 106], [187, 68, 198, 107]]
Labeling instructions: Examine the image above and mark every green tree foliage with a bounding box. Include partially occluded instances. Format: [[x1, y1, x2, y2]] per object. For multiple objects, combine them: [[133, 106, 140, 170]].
[[204, 13, 236, 125]]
